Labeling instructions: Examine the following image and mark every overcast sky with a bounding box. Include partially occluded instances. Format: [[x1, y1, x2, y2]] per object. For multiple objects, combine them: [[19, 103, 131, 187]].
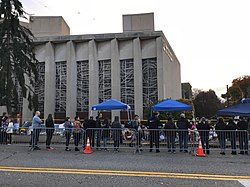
[[21, 0, 250, 98]]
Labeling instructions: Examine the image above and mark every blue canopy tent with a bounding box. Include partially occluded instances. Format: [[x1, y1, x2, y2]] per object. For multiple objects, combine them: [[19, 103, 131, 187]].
[[217, 98, 250, 117], [92, 99, 130, 111], [151, 99, 192, 112], [92, 99, 131, 120]]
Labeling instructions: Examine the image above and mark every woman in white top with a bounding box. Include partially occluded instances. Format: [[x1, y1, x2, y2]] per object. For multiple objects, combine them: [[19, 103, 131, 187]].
[[6, 118, 14, 145]]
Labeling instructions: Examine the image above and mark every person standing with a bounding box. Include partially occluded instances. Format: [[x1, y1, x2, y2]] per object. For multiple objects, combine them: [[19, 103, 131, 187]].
[[101, 118, 110, 151], [164, 117, 177, 153], [95, 113, 103, 149], [237, 117, 249, 155], [6, 118, 14, 145], [73, 116, 82, 151], [84, 116, 96, 147], [132, 115, 143, 153], [1, 116, 8, 144], [215, 117, 227, 155], [64, 117, 73, 151], [196, 117, 210, 154], [177, 113, 190, 153], [148, 112, 161, 153], [31, 111, 43, 150], [112, 116, 121, 152], [45, 114, 55, 150], [0, 112, 7, 144], [227, 118, 237, 155]]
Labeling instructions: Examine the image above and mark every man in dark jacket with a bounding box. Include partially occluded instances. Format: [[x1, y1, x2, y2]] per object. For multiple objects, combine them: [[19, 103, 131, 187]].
[[95, 113, 102, 149], [177, 113, 190, 153], [148, 112, 162, 153], [227, 118, 237, 155], [196, 117, 210, 154], [164, 117, 177, 153], [112, 116, 121, 152], [85, 116, 96, 147], [0, 112, 7, 144], [237, 117, 248, 154], [45, 114, 55, 150], [132, 115, 143, 152], [215, 117, 227, 155]]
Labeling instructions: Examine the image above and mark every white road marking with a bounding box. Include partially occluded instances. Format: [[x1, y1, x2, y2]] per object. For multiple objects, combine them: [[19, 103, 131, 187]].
[[238, 180, 250, 187]]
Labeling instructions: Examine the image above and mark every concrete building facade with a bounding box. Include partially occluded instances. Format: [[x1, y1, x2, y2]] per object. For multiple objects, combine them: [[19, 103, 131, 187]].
[[20, 13, 181, 121], [181, 83, 193, 100]]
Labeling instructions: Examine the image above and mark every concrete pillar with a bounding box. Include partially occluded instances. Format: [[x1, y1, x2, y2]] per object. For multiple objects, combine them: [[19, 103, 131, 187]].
[[44, 42, 56, 118], [133, 38, 143, 118], [111, 39, 120, 121], [22, 98, 33, 122], [156, 37, 164, 100], [88, 40, 98, 117], [22, 98, 33, 121], [22, 74, 34, 121], [66, 41, 77, 119], [0, 106, 7, 116]]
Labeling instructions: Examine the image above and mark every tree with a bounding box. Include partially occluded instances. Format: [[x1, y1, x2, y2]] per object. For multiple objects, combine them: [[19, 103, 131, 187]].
[[193, 89, 222, 118], [222, 75, 250, 105], [192, 88, 202, 100], [0, 0, 38, 114]]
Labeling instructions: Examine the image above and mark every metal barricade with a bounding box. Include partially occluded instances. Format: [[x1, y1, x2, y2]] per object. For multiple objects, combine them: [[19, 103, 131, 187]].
[[0, 126, 86, 151], [1, 126, 249, 155]]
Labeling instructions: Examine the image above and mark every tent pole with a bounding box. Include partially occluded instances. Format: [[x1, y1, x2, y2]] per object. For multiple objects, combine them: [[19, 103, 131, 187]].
[[127, 110, 130, 122]]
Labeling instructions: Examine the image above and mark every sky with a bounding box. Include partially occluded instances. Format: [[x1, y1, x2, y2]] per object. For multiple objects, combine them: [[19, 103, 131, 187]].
[[21, 0, 250, 98]]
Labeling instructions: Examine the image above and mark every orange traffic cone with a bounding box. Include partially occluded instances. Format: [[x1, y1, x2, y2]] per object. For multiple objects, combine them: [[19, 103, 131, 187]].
[[84, 137, 92, 154], [196, 137, 205, 157]]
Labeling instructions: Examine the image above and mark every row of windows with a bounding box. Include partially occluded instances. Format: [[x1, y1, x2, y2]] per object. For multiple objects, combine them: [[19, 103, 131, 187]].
[[33, 58, 158, 113]]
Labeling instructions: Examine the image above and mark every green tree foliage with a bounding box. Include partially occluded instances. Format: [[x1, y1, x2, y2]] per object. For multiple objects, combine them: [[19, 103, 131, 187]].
[[193, 89, 222, 118], [0, 0, 38, 114], [222, 75, 250, 105]]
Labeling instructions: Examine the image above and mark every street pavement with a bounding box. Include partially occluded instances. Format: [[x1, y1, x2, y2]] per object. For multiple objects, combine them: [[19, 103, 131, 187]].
[[0, 145, 249, 187]]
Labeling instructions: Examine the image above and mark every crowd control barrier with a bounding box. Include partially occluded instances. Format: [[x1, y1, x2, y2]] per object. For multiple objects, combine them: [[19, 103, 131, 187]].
[[0, 127, 249, 154]]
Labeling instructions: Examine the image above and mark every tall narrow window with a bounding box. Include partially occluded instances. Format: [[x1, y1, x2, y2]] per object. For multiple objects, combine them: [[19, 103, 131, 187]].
[[120, 59, 134, 110], [55, 61, 67, 112], [98, 60, 111, 103], [35, 62, 45, 113], [77, 61, 89, 112], [142, 58, 158, 110]]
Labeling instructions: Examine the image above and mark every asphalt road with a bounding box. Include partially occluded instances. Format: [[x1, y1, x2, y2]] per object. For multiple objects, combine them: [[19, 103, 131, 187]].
[[0, 145, 249, 187]]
